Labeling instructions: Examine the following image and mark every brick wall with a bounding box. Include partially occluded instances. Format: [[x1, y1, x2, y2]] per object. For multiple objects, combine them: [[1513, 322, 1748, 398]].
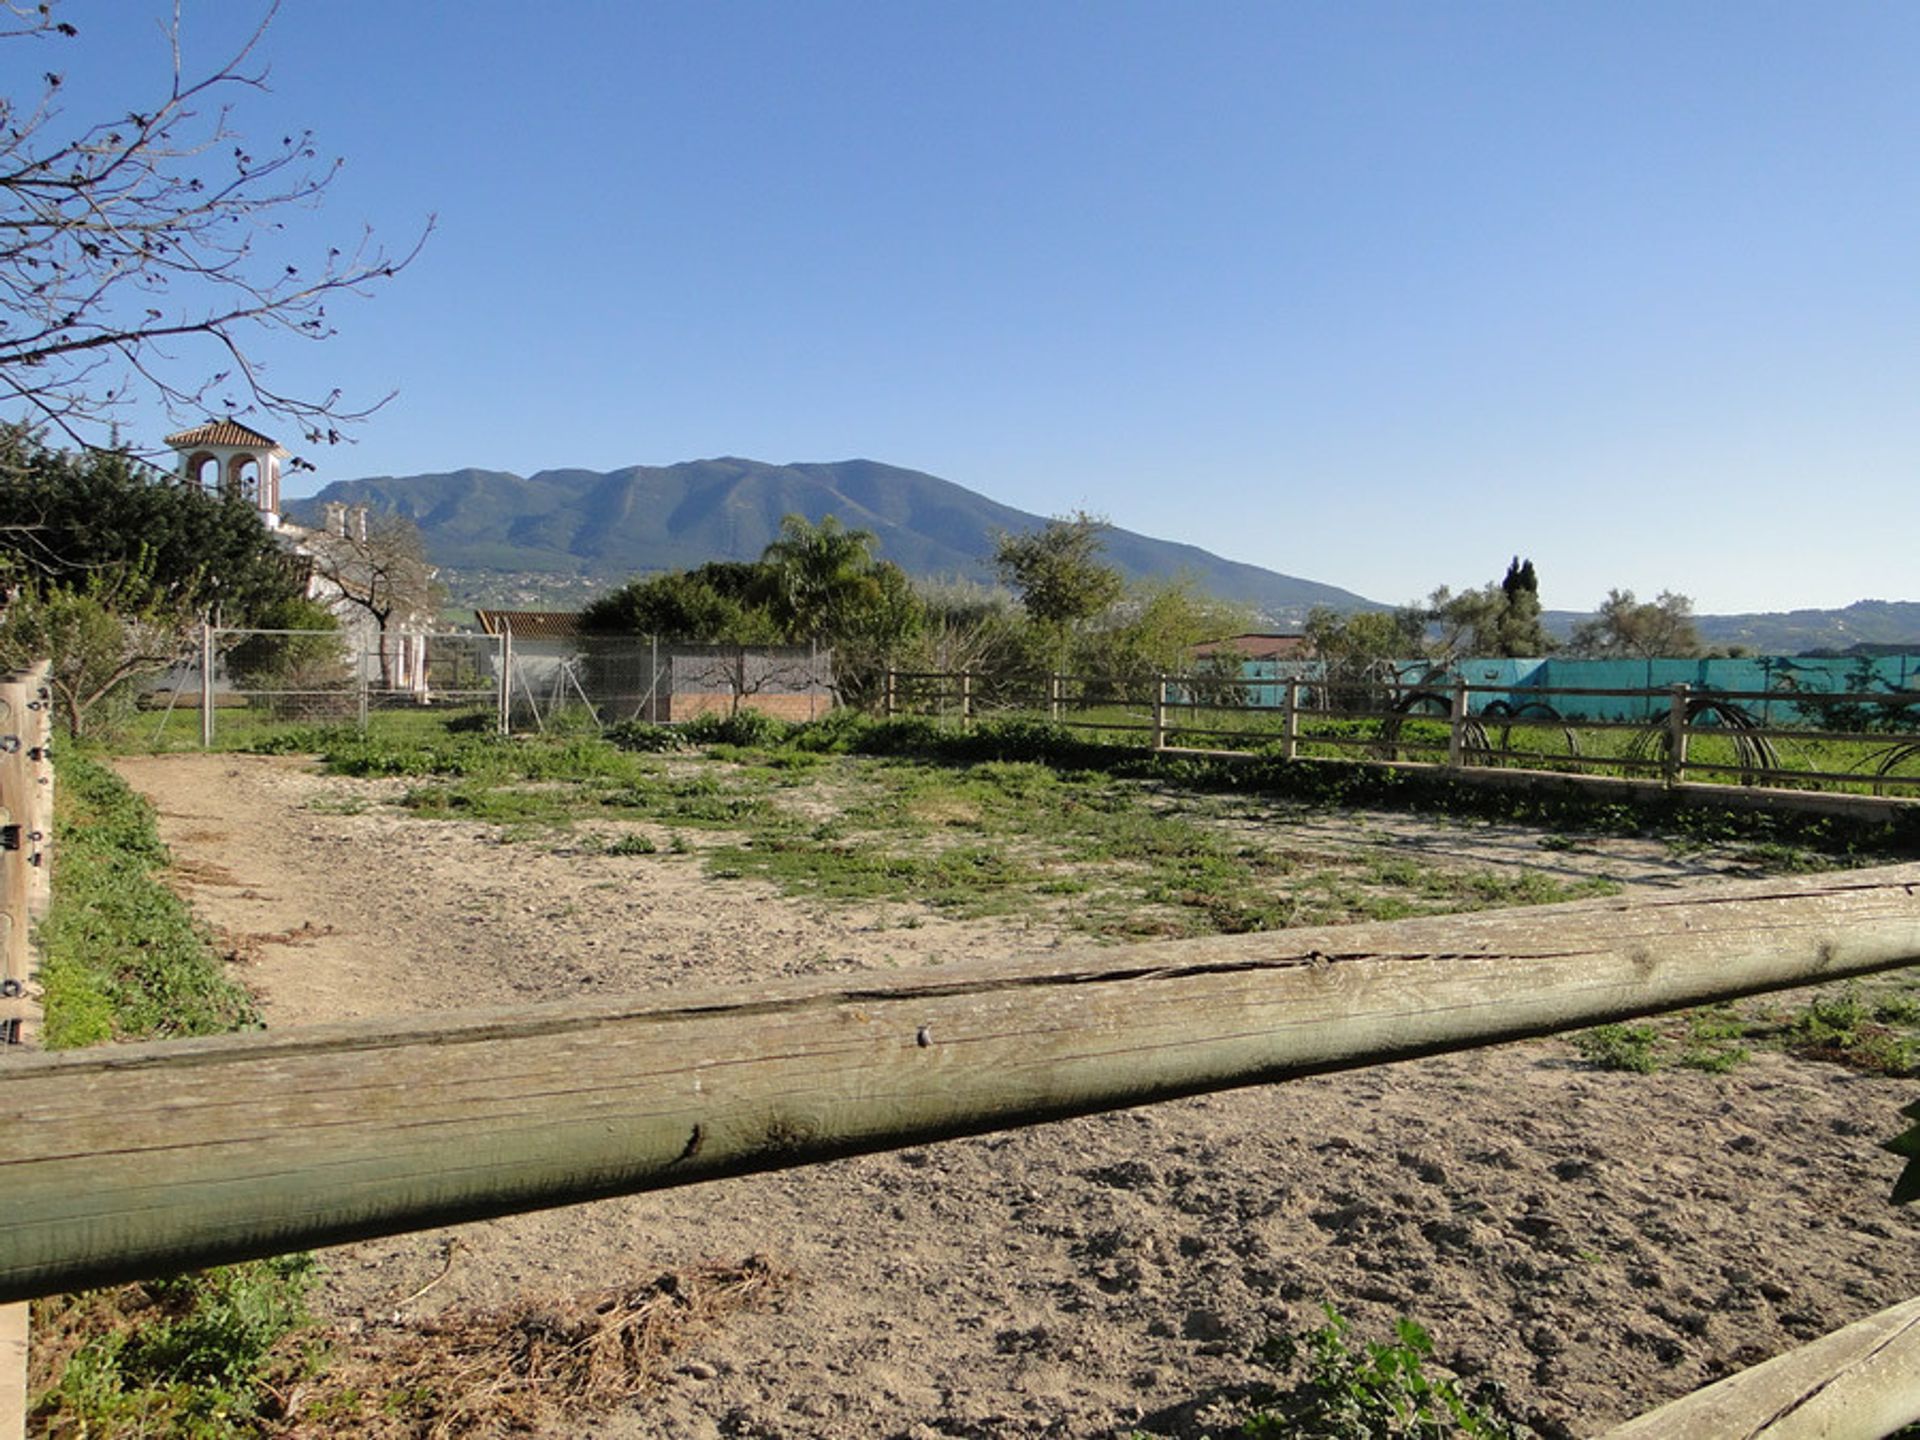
[[667, 692, 828, 723]]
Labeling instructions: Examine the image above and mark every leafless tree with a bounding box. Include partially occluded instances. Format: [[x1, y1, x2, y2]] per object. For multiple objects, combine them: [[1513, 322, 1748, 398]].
[[0, 2, 429, 456], [673, 645, 824, 719], [302, 513, 435, 687]]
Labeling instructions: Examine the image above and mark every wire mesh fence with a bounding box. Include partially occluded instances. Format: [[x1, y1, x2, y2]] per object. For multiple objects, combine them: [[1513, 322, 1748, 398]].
[[510, 639, 834, 732], [138, 629, 838, 744]]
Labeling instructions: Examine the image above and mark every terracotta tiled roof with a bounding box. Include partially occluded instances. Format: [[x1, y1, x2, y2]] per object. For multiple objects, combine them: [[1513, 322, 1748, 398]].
[[473, 609, 581, 641], [163, 419, 287, 452], [1192, 632, 1311, 661]]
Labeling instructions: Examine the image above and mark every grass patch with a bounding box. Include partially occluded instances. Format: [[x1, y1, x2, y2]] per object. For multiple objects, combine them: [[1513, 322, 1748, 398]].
[[38, 755, 259, 1048], [32, 754, 310, 1437], [1569, 981, 1920, 1078]]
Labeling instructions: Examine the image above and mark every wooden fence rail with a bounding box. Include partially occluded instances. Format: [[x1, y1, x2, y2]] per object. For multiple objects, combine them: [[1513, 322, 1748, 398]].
[[1, 864, 1918, 1305], [884, 669, 1920, 805]]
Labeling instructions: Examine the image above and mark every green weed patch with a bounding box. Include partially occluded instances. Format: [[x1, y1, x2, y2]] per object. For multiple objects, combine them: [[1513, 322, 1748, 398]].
[[39, 755, 259, 1048], [33, 755, 311, 1437]]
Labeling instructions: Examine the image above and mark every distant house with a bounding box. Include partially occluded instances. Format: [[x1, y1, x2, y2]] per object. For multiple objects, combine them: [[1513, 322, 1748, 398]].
[[1192, 632, 1312, 663]]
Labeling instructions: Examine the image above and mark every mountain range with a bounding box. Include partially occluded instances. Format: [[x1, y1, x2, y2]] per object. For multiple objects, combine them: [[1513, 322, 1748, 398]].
[[289, 456, 1373, 623], [290, 455, 1920, 649]]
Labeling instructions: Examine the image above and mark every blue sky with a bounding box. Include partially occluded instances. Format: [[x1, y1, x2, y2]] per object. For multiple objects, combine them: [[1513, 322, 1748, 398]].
[[39, 1, 1920, 614]]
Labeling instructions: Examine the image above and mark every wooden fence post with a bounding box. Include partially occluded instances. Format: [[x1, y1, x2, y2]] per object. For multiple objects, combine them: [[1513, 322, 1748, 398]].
[[1049, 672, 1062, 722], [1282, 679, 1300, 761], [1152, 675, 1168, 752], [884, 669, 896, 719], [1667, 683, 1690, 784], [19, 663, 50, 926], [960, 670, 974, 730], [1448, 681, 1468, 768], [0, 666, 49, 1440]]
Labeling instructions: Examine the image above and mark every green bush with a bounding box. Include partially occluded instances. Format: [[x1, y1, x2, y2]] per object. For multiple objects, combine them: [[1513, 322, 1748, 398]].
[[604, 719, 690, 752], [680, 707, 793, 748]]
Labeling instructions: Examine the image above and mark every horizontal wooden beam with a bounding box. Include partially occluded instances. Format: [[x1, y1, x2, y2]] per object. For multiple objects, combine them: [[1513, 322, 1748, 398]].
[[1, 864, 1918, 1303], [1599, 1292, 1920, 1439]]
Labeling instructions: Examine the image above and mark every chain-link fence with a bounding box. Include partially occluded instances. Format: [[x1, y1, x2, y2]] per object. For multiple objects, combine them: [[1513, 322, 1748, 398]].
[[508, 638, 834, 732], [139, 629, 839, 744], [141, 628, 504, 746]]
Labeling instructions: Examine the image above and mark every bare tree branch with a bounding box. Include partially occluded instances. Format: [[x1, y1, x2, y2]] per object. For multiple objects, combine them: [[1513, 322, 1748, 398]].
[[0, 1, 429, 460]]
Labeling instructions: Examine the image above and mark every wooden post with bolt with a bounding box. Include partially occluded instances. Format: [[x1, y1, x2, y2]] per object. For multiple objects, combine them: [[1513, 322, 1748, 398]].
[[0, 664, 51, 1440]]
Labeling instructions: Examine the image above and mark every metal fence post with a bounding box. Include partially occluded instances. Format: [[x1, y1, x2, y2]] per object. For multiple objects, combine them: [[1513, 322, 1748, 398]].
[[1448, 681, 1468, 768], [200, 622, 215, 749], [357, 647, 370, 732], [1282, 679, 1300, 761], [1152, 675, 1168, 752], [497, 630, 512, 737], [1666, 683, 1690, 784]]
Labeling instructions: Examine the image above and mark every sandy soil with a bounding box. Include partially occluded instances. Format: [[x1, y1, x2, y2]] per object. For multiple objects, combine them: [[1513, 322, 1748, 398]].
[[111, 752, 1920, 1438]]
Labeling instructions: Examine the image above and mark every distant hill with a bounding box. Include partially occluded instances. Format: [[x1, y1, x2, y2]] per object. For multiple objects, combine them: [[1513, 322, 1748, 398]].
[[1691, 600, 1920, 654], [1538, 600, 1920, 655], [288, 456, 1376, 623]]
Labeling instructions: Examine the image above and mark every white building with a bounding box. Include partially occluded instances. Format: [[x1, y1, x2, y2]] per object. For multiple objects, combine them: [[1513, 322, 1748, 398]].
[[166, 420, 432, 695]]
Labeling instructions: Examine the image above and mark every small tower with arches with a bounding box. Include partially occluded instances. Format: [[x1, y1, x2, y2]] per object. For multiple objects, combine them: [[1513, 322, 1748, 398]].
[[165, 419, 288, 529]]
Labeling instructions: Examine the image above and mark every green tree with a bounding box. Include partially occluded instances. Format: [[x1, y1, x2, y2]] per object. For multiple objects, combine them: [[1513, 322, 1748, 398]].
[[1422, 557, 1553, 660], [579, 563, 782, 644], [0, 426, 304, 623], [992, 512, 1125, 637], [223, 596, 345, 711], [1494, 557, 1552, 655], [1080, 579, 1253, 697], [1303, 605, 1426, 707], [1567, 588, 1703, 659], [761, 515, 879, 641], [0, 565, 198, 737]]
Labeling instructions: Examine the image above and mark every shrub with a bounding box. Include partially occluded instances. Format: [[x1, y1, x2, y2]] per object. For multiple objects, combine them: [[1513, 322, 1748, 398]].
[[1244, 1304, 1529, 1438], [680, 708, 792, 748], [1572, 1023, 1662, 1074], [604, 719, 690, 753]]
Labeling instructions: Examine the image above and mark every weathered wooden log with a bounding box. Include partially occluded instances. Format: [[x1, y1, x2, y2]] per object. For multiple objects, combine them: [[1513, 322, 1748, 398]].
[[0, 864, 1917, 1303], [1600, 1292, 1920, 1439]]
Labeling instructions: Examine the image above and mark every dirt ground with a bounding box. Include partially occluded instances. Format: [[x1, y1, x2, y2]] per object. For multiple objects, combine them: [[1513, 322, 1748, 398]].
[[111, 752, 1920, 1438]]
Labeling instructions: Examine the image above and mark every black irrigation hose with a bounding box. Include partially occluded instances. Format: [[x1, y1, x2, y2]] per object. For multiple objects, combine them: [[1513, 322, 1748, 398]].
[[1625, 697, 1780, 786], [1380, 692, 1583, 767], [1476, 700, 1582, 766], [1869, 740, 1920, 797]]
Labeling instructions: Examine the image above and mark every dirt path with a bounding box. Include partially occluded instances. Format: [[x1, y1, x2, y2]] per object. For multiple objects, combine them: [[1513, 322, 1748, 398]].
[[113, 753, 1920, 1438]]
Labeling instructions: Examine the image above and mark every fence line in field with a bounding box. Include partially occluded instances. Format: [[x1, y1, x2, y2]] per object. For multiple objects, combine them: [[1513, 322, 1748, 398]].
[[885, 668, 1920, 804]]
